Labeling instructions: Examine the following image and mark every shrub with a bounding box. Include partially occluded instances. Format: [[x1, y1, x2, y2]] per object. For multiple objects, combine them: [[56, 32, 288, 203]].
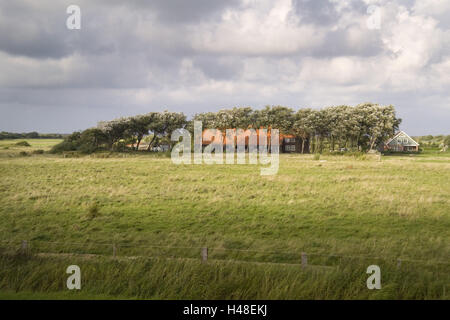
[[50, 141, 76, 153], [78, 143, 99, 154], [313, 153, 321, 160], [32, 149, 45, 155], [50, 129, 108, 154], [15, 141, 31, 147], [19, 151, 29, 157]]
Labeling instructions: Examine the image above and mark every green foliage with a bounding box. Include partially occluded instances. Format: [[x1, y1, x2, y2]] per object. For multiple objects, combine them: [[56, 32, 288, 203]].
[[293, 103, 401, 153], [414, 134, 450, 147], [0, 132, 63, 140], [50, 105, 402, 155], [255, 105, 295, 133], [444, 135, 450, 146], [49, 132, 81, 153], [15, 141, 31, 147]]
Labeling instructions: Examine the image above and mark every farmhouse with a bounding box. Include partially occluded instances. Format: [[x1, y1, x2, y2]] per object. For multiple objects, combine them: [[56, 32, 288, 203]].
[[381, 131, 419, 152], [202, 129, 309, 153], [281, 134, 310, 153]]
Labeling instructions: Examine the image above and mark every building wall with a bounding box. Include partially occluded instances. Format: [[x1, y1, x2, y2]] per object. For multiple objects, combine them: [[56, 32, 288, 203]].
[[282, 137, 309, 153], [386, 132, 419, 152]]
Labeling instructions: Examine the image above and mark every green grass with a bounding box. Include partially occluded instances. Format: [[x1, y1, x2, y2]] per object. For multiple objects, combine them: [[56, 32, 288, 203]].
[[0, 139, 448, 299], [0, 252, 446, 300], [0, 139, 63, 158]]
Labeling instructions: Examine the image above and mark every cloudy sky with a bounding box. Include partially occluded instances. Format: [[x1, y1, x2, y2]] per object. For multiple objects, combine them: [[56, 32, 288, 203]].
[[0, 0, 449, 135]]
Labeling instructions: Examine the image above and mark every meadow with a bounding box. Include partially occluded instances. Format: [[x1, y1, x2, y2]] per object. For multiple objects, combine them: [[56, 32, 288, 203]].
[[0, 139, 448, 299]]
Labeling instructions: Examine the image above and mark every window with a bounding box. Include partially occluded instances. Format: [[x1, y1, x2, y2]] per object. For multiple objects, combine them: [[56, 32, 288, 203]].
[[285, 138, 295, 143], [285, 145, 296, 152]]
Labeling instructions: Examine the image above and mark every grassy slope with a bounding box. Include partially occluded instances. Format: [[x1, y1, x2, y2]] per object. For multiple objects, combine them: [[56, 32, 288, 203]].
[[0, 139, 448, 299]]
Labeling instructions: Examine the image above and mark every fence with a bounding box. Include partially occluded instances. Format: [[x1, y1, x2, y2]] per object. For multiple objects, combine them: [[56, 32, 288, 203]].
[[1, 239, 449, 272]]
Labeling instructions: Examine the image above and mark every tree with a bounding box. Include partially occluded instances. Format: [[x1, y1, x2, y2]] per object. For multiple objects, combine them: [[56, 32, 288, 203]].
[[304, 109, 330, 153], [79, 128, 109, 153], [97, 118, 131, 150], [293, 108, 314, 153], [355, 103, 401, 151], [146, 111, 187, 150], [126, 113, 155, 150], [254, 105, 295, 133]]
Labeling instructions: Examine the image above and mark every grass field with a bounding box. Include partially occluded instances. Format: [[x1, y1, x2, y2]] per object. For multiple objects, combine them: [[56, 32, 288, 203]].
[[0, 139, 62, 158], [0, 139, 448, 299]]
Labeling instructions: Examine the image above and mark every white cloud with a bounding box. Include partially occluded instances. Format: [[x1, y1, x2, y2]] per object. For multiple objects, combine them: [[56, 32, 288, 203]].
[[0, 0, 449, 134], [191, 0, 325, 55]]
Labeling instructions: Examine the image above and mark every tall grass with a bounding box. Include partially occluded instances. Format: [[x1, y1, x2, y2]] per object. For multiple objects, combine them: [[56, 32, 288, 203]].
[[0, 252, 447, 299], [0, 140, 448, 299]]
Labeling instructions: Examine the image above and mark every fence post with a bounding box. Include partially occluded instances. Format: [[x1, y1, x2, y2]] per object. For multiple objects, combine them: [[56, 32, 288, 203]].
[[301, 252, 307, 268], [113, 244, 117, 258], [201, 247, 208, 263]]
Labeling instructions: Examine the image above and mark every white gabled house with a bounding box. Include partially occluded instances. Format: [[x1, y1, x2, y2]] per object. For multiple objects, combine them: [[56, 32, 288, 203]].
[[382, 131, 419, 152]]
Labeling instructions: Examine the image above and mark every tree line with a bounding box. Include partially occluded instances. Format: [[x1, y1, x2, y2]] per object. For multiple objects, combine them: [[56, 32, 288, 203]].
[[0, 131, 64, 140], [51, 103, 401, 154]]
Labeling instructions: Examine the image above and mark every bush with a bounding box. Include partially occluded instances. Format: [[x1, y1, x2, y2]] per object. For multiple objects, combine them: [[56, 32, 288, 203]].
[[15, 141, 31, 147], [78, 143, 99, 154], [50, 141, 78, 153], [19, 151, 29, 157], [50, 129, 108, 154], [32, 149, 45, 155], [313, 153, 321, 160]]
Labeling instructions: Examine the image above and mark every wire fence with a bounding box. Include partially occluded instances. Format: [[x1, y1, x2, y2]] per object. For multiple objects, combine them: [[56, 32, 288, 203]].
[[0, 239, 448, 270]]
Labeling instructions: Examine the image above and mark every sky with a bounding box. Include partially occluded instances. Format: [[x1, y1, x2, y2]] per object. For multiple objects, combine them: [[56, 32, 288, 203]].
[[0, 0, 449, 135]]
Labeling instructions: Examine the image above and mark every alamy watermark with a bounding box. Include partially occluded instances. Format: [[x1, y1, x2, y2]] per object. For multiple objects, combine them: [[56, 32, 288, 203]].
[[66, 265, 81, 290], [366, 265, 381, 290], [66, 5, 81, 30], [171, 121, 279, 175], [67, 4, 381, 31]]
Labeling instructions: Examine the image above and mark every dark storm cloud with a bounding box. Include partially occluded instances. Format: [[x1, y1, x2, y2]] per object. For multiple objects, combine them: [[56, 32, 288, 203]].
[[0, 1, 70, 59], [192, 55, 244, 80], [0, 1, 124, 59], [117, 0, 242, 23]]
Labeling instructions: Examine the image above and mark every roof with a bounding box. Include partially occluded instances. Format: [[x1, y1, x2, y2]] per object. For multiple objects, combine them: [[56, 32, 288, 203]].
[[385, 131, 419, 146], [202, 128, 293, 145]]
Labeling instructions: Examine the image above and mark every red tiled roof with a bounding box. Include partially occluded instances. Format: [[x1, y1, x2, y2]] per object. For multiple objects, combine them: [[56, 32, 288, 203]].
[[202, 128, 292, 145]]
